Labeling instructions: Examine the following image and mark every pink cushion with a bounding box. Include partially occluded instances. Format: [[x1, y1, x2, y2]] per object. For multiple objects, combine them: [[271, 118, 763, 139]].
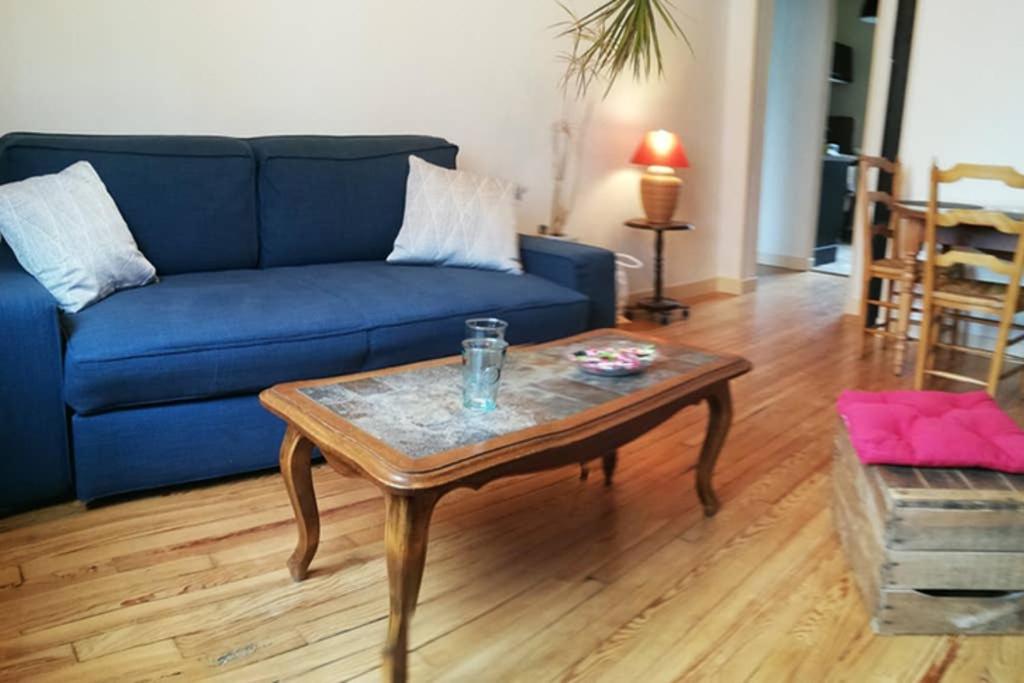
[[836, 390, 1024, 473]]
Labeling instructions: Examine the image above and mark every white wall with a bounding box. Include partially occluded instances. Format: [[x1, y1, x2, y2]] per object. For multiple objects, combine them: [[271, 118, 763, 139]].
[[755, 0, 835, 270], [714, 0, 774, 292], [0, 0, 738, 298], [899, 0, 1024, 206]]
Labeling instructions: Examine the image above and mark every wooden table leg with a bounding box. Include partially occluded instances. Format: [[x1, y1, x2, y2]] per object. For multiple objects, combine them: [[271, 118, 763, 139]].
[[279, 426, 319, 582], [602, 451, 618, 486], [892, 261, 916, 376], [382, 491, 438, 683], [696, 382, 733, 517]]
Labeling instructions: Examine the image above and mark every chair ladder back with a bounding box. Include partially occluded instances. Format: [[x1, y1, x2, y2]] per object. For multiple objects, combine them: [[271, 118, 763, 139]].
[[857, 156, 903, 264], [935, 209, 1024, 234], [936, 163, 1024, 188], [933, 249, 1018, 277], [926, 162, 1024, 283], [920, 162, 1024, 394], [857, 155, 913, 374]]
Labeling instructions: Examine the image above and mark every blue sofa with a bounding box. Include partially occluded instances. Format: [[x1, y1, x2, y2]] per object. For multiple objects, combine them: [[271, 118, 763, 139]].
[[0, 133, 615, 515]]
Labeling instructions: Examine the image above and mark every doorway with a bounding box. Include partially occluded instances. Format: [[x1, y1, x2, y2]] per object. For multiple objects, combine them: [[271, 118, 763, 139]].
[[812, 0, 877, 277], [752, 0, 915, 298]]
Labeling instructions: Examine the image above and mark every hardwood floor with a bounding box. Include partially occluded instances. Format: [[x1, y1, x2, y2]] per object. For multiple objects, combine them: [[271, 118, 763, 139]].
[[2, 269, 1022, 682]]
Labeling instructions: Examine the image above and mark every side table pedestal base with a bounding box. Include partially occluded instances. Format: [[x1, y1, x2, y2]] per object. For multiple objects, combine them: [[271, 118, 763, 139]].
[[626, 297, 690, 325]]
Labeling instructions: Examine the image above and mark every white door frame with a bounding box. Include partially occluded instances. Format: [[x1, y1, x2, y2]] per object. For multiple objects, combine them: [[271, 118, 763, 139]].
[[742, 0, 900, 312]]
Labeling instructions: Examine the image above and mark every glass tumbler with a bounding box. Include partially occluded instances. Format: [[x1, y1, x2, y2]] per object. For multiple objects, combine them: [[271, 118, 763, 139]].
[[461, 338, 509, 412], [465, 318, 508, 341]]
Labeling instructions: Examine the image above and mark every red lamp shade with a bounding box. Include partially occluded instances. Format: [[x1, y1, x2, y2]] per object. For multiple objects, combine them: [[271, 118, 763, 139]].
[[630, 129, 689, 168]]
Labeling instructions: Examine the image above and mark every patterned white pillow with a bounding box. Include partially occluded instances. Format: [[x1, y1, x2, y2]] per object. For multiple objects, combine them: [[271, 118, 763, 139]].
[[387, 155, 521, 274], [0, 161, 156, 312]]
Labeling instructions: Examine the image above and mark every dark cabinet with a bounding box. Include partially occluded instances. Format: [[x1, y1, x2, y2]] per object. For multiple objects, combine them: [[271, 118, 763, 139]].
[[815, 156, 856, 265]]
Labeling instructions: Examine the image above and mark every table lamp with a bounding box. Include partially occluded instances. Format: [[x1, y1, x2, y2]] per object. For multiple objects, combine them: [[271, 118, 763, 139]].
[[631, 129, 689, 224]]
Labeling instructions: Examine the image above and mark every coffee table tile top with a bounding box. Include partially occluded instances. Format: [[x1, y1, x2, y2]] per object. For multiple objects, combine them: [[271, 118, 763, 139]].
[[299, 334, 720, 458]]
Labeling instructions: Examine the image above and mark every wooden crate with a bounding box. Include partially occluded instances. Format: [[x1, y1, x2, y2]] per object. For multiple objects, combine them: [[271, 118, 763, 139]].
[[831, 422, 1024, 634]]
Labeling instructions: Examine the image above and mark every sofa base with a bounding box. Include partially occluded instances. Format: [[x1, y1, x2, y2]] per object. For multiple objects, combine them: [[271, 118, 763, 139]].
[[73, 395, 287, 502], [71, 302, 592, 503]]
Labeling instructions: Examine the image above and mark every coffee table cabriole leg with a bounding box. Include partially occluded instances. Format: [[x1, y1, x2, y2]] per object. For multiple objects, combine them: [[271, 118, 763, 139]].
[[581, 452, 617, 484], [696, 381, 734, 517], [382, 491, 439, 683], [601, 451, 618, 486], [279, 426, 320, 581]]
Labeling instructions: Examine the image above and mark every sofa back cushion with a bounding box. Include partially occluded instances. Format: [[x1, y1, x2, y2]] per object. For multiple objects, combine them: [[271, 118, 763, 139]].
[[250, 135, 458, 267], [0, 133, 258, 275]]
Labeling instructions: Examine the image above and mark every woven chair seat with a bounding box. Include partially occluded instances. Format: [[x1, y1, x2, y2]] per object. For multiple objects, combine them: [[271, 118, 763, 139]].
[[934, 271, 1024, 310]]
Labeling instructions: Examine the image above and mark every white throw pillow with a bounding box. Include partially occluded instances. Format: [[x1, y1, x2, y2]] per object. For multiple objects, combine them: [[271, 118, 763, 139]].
[[387, 155, 521, 274], [0, 161, 156, 312]]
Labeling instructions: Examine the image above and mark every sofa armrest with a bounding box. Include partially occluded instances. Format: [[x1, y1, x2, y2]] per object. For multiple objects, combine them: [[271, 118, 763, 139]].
[[519, 234, 616, 329], [0, 248, 73, 514]]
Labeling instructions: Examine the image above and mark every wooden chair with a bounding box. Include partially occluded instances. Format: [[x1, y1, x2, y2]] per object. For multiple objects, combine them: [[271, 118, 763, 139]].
[[914, 163, 1024, 396], [856, 156, 916, 374]]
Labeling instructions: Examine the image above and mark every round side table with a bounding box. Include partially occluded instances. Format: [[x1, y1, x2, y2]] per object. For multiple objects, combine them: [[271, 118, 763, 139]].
[[624, 218, 694, 325]]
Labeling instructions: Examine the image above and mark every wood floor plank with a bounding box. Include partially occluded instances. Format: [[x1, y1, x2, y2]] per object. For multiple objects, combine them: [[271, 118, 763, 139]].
[[0, 566, 22, 591], [204, 617, 385, 683], [615, 511, 840, 683], [745, 550, 880, 682], [939, 637, 1024, 682], [0, 644, 76, 681], [37, 639, 195, 683], [176, 627, 308, 674], [71, 440, 677, 662], [676, 542, 853, 681], [2, 270, 1022, 681], [3, 554, 214, 638], [442, 450, 830, 682], [557, 472, 831, 682]]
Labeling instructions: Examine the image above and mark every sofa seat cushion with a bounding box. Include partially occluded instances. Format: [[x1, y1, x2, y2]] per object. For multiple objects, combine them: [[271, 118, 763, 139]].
[[289, 262, 590, 370], [63, 262, 589, 414], [63, 267, 370, 414]]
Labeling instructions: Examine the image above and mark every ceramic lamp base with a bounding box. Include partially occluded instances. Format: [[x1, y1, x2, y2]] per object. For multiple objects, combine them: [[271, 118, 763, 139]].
[[639, 172, 681, 224]]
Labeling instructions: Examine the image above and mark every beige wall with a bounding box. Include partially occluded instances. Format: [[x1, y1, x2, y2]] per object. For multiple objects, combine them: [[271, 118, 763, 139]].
[[0, 0, 741, 297]]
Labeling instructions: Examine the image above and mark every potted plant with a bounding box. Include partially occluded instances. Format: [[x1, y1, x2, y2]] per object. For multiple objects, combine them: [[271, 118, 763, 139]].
[[559, 0, 690, 98], [545, 0, 690, 237]]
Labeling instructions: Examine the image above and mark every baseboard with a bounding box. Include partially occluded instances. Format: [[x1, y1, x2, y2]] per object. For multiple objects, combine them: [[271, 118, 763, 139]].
[[627, 275, 757, 304], [715, 276, 758, 296], [757, 251, 814, 271]]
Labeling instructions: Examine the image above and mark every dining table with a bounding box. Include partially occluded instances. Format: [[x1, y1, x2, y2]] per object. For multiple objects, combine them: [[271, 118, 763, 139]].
[[894, 200, 1024, 256], [864, 200, 1024, 369]]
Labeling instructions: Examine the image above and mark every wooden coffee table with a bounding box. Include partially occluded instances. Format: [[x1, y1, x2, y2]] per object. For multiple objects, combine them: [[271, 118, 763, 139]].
[[260, 329, 751, 681]]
